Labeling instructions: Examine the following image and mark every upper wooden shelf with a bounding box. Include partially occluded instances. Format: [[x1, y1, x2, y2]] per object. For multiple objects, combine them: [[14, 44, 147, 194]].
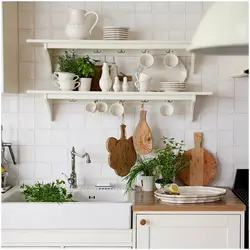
[[26, 39, 191, 50]]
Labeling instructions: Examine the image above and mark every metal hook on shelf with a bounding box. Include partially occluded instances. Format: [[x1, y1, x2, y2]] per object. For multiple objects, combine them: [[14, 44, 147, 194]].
[[93, 49, 102, 53], [69, 99, 77, 103], [141, 49, 147, 54], [165, 49, 171, 53], [166, 100, 173, 103], [117, 49, 126, 53], [141, 100, 149, 103]]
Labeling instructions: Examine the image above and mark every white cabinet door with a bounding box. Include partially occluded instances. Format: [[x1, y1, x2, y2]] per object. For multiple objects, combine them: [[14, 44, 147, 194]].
[[136, 214, 241, 249]]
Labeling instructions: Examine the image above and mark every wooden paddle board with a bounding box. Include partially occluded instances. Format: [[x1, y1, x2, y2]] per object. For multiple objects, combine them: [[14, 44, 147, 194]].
[[178, 132, 217, 186]]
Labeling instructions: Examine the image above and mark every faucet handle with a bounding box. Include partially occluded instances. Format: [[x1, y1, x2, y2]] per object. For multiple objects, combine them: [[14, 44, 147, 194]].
[[61, 172, 69, 179]]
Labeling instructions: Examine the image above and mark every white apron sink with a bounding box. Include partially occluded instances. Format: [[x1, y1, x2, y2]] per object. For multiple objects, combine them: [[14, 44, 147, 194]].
[[1, 187, 133, 230]]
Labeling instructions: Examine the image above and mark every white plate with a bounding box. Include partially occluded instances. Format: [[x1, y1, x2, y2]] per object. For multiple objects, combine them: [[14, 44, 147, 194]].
[[155, 193, 225, 200], [157, 196, 224, 204], [155, 186, 227, 198], [103, 26, 129, 29], [143, 56, 187, 87]]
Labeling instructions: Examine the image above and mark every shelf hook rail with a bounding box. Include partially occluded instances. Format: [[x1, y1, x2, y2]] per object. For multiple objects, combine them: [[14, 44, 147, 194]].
[[93, 49, 102, 53], [117, 49, 126, 53]]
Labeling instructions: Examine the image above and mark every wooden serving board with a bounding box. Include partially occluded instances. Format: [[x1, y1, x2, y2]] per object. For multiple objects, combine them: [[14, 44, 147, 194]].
[[106, 124, 137, 177], [133, 105, 153, 155], [178, 132, 217, 186]]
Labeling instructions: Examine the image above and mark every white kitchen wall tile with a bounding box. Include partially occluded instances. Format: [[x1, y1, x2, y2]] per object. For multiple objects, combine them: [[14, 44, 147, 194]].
[[66, 2, 86, 9], [19, 63, 34, 81], [19, 2, 34, 11], [235, 78, 249, 98], [152, 14, 169, 29], [117, 2, 134, 12], [168, 13, 185, 29], [234, 129, 248, 147], [101, 163, 118, 179], [234, 147, 249, 164], [34, 114, 51, 129], [2, 96, 18, 113], [218, 78, 234, 98], [51, 130, 68, 145], [19, 163, 35, 180], [19, 80, 35, 94], [218, 98, 234, 114], [1, 114, 18, 130], [102, 2, 119, 11], [153, 30, 169, 40], [169, 29, 185, 41], [19, 45, 34, 62], [51, 2, 67, 12], [18, 129, 34, 145], [35, 130, 51, 145], [19, 96, 34, 113], [51, 113, 69, 129], [52, 13, 68, 29], [51, 163, 69, 180], [218, 130, 233, 148], [186, 2, 202, 13], [68, 114, 85, 129], [85, 112, 102, 129], [85, 2, 102, 12], [234, 114, 248, 129], [152, 2, 168, 13], [19, 11, 34, 29], [2, 129, 18, 146], [19, 146, 34, 162], [234, 164, 249, 170], [217, 147, 234, 165], [201, 112, 217, 130], [202, 130, 217, 155], [186, 13, 202, 29], [234, 98, 248, 114], [34, 96, 48, 113], [19, 29, 34, 44], [35, 29, 51, 39], [18, 114, 34, 129], [218, 114, 234, 130], [80, 163, 102, 179], [202, 2, 213, 12], [169, 2, 186, 13], [135, 2, 151, 12], [35, 13, 51, 29], [35, 2, 51, 12], [35, 163, 52, 180], [185, 29, 195, 40], [34, 62, 52, 80]]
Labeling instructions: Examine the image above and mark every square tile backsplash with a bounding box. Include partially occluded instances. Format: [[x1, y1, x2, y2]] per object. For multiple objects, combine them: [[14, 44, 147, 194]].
[[1, 1, 249, 187]]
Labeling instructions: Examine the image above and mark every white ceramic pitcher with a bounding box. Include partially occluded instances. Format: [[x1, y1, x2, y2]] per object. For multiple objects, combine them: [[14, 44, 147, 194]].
[[65, 8, 99, 39]]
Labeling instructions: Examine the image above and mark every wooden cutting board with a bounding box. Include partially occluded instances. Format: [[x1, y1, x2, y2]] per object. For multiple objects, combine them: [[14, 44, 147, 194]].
[[106, 124, 137, 177], [178, 132, 217, 186], [133, 105, 153, 155]]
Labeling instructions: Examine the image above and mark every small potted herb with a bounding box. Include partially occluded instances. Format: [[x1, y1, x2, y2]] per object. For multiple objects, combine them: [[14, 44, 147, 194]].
[[123, 155, 158, 192], [76, 56, 97, 91], [154, 137, 191, 189]]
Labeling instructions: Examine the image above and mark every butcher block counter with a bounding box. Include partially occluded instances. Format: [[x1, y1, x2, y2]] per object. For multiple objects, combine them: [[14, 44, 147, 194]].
[[132, 188, 246, 211]]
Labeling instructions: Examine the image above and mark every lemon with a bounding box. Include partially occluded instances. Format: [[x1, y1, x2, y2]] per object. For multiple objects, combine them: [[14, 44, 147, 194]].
[[169, 183, 179, 194], [1, 166, 6, 173]]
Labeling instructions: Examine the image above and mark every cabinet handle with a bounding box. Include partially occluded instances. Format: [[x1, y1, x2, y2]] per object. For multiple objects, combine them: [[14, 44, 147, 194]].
[[140, 219, 147, 225]]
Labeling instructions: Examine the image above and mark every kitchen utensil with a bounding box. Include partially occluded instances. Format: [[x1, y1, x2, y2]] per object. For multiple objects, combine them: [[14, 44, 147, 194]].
[[103, 26, 129, 40], [54, 72, 79, 81], [85, 101, 97, 113], [133, 104, 153, 154], [65, 8, 99, 39], [143, 56, 187, 83], [139, 53, 154, 68], [113, 76, 121, 92], [99, 62, 112, 92], [106, 124, 137, 177], [54, 80, 80, 91], [159, 82, 187, 92], [96, 101, 108, 113], [134, 73, 152, 92], [109, 102, 124, 116], [122, 76, 129, 92], [163, 53, 179, 68], [160, 101, 174, 116], [178, 132, 217, 186]]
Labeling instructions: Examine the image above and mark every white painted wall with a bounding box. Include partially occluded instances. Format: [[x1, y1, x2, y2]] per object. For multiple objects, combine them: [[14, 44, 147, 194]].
[[1, 1, 248, 187]]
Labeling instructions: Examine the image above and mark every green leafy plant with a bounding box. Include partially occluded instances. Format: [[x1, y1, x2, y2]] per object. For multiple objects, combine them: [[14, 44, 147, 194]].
[[20, 180, 74, 202], [57, 50, 79, 75], [155, 137, 191, 186], [123, 155, 158, 192], [76, 56, 97, 78]]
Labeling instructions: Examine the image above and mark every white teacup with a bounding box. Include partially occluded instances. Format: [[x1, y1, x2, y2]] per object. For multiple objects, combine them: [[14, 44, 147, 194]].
[[160, 101, 174, 116], [54, 72, 79, 81], [163, 54, 179, 68], [86, 101, 97, 113], [139, 53, 154, 68], [135, 81, 151, 92], [109, 102, 124, 116], [96, 101, 108, 113], [54, 80, 80, 91]]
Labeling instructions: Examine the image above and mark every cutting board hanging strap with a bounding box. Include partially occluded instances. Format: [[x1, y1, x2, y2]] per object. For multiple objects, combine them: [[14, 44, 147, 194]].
[[120, 124, 126, 139], [194, 132, 202, 149]]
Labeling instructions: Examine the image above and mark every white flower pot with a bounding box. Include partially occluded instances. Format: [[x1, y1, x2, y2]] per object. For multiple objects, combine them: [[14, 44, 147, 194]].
[[79, 78, 92, 91], [141, 176, 155, 192]]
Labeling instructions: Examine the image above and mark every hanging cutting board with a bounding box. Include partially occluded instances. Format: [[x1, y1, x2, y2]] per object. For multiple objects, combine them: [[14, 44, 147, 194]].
[[178, 132, 217, 186], [133, 104, 153, 155], [106, 124, 137, 177]]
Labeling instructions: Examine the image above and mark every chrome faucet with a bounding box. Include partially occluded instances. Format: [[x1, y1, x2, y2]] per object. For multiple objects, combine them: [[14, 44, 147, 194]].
[[67, 146, 91, 189]]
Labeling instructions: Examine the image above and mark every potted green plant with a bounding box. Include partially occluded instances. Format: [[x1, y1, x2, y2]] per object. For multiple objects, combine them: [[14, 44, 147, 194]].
[[76, 56, 97, 91], [154, 137, 191, 189], [123, 155, 158, 192]]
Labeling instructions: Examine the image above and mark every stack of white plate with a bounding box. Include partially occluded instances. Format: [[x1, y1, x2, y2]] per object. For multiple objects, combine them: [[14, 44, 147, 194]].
[[103, 26, 129, 40], [160, 82, 187, 92], [154, 186, 227, 204]]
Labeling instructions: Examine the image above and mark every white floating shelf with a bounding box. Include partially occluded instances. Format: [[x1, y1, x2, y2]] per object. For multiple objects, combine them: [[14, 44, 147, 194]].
[[231, 74, 248, 78], [27, 90, 213, 122], [26, 39, 190, 50]]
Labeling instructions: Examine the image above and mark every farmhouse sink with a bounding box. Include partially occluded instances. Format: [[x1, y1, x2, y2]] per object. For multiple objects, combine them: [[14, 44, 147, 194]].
[[2, 186, 133, 230]]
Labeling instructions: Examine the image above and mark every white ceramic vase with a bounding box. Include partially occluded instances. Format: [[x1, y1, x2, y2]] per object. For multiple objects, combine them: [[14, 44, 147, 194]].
[[113, 76, 121, 92], [99, 62, 112, 92], [110, 63, 118, 90], [79, 78, 92, 91], [122, 76, 129, 92], [141, 176, 155, 192], [65, 8, 99, 39]]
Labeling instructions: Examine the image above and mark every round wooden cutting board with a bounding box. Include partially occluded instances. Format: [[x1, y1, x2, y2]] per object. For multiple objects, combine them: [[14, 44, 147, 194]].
[[178, 132, 217, 186]]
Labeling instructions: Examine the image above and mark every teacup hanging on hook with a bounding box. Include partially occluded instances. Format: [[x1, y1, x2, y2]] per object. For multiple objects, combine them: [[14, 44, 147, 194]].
[[160, 100, 174, 116]]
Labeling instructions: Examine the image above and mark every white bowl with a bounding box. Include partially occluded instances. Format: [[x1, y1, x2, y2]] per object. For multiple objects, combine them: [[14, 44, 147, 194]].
[[109, 103, 124, 116]]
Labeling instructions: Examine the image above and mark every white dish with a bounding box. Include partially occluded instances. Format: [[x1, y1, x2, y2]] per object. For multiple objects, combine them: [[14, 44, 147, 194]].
[[155, 186, 227, 198], [156, 196, 224, 204]]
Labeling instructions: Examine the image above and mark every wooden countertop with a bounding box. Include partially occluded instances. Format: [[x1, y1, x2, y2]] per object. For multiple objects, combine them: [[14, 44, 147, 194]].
[[132, 188, 246, 211]]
